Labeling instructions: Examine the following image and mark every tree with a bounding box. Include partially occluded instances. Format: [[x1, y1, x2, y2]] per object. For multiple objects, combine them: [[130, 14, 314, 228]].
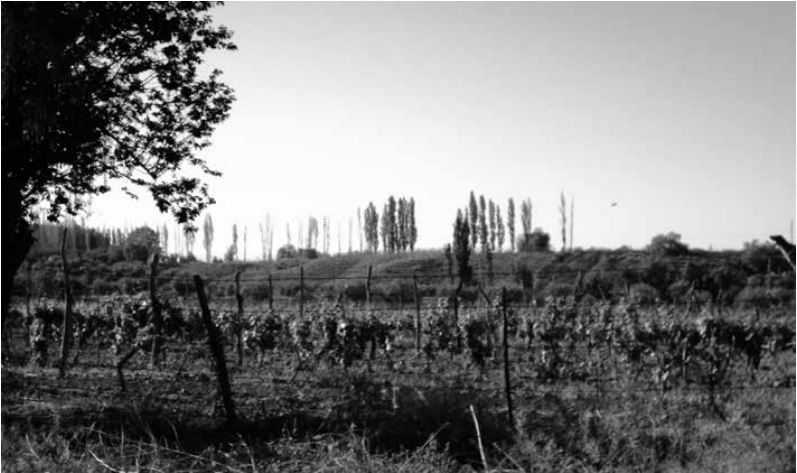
[[125, 226, 160, 263], [183, 224, 196, 258], [229, 224, 238, 261], [408, 197, 417, 251], [381, 202, 391, 253], [364, 203, 379, 253], [160, 223, 169, 256], [2, 3, 235, 320], [478, 195, 488, 253], [468, 192, 479, 250], [397, 197, 407, 251], [203, 213, 214, 263], [496, 205, 505, 251], [647, 232, 689, 256], [388, 196, 398, 253], [453, 209, 472, 285], [307, 216, 319, 250], [507, 198, 516, 252], [518, 228, 550, 252], [488, 199, 496, 251], [520, 199, 532, 236]]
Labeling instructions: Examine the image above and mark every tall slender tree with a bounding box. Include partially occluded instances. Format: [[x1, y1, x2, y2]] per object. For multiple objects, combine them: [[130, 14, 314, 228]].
[[496, 205, 505, 251], [507, 198, 516, 252], [453, 209, 472, 285], [203, 214, 214, 263], [468, 191, 479, 249], [488, 199, 496, 251], [520, 199, 532, 236], [397, 197, 407, 251], [408, 197, 417, 251], [478, 195, 488, 253]]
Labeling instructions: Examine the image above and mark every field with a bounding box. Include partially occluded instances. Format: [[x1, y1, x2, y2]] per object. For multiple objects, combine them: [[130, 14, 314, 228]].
[[2, 277, 795, 472]]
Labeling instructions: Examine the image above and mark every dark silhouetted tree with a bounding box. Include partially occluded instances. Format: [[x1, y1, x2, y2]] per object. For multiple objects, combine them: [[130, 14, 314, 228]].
[[408, 197, 417, 251], [520, 199, 532, 236], [453, 209, 472, 285], [478, 195, 488, 254], [468, 191, 479, 250], [496, 205, 505, 251], [2, 3, 235, 320], [518, 228, 550, 252], [507, 198, 516, 252], [488, 199, 496, 251]]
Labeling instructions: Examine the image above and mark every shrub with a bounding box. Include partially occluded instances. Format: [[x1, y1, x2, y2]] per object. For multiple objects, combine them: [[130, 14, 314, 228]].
[[647, 232, 689, 256], [277, 244, 298, 260], [629, 282, 659, 305], [518, 228, 551, 252]]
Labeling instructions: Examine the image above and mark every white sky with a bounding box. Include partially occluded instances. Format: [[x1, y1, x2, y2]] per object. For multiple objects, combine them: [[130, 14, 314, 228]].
[[89, 1, 796, 257]]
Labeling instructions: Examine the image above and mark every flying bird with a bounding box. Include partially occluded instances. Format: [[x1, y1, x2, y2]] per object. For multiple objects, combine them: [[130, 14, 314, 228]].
[[611, 202, 618, 207]]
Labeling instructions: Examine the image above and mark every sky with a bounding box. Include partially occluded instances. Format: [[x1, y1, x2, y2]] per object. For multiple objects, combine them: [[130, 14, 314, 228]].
[[88, 1, 796, 257]]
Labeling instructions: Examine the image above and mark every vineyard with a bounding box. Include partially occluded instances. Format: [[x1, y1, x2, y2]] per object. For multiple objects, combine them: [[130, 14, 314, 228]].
[[3, 268, 795, 472]]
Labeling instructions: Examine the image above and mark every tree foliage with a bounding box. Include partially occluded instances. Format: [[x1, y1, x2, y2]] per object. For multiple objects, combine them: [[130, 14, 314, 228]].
[[507, 198, 515, 252], [452, 209, 472, 285], [2, 2, 235, 317], [647, 232, 689, 257]]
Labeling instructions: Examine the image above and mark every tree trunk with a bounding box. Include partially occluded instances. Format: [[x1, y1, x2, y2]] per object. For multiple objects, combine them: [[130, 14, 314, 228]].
[[58, 227, 73, 378], [2, 207, 34, 358], [148, 252, 162, 368]]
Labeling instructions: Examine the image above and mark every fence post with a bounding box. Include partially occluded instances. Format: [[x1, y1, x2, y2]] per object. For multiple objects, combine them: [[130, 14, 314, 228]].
[[234, 270, 244, 367], [502, 286, 515, 431], [58, 227, 74, 378], [268, 273, 273, 311], [194, 275, 237, 425], [413, 274, 421, 352], [299, 266, 304, 320], [148, 252, 163, 369]]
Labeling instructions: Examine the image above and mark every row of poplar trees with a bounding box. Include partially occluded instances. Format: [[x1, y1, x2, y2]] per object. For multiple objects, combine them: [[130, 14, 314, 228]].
[[362, 196, 417, 253]]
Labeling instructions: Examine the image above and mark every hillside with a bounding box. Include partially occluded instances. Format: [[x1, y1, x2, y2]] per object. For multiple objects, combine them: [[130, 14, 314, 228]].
[[16, 244, 795, 307]]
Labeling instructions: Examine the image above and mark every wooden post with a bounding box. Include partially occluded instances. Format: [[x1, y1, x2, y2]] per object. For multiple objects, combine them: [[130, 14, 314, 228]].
[[234, 271, 244, 367], [148, 252, 163, 369], [502, 287, 515, 430], [268, 273, 273, 310], [58, 227, 74, 378], [299, 266, 304, 320], [365, 265, 372, 306], [413, 274, 421, 352], [194, 275, 237, 425]]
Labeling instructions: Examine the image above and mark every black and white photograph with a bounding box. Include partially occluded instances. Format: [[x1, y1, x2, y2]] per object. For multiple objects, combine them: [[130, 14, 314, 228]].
[[2, 1, 795, 471]]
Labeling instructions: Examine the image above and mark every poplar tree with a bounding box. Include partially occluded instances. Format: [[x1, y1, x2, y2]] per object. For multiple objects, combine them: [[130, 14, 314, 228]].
[[397, 197, 407, 251], [452, 209, 472, 285], [408, 197, 417, 251], [381, 203, 390, 253], [478, 195, 488, 253], [496, 205, 505, 251], [468, 191, 479, 249], [520, 199, 532, 236], [203, 213, 214, 263], [507, 198, 516, 252], [488, 199, 496, 251]]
